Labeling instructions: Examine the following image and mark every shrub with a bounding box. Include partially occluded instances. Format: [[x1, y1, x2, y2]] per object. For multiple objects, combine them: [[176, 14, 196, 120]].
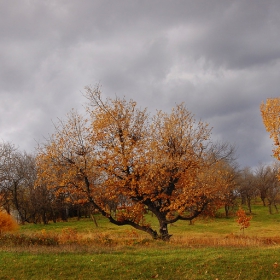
[[0, 211, 19, 234]]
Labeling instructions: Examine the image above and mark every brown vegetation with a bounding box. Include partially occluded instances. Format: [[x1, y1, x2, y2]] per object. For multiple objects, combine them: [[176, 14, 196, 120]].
[[0, 211, 18, 234]]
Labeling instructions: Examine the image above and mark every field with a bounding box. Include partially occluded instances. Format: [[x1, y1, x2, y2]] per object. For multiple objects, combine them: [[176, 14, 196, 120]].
[[1, 203, 280, 279]]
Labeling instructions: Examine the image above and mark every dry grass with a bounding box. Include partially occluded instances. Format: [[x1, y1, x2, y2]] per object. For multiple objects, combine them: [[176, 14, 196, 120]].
[[2, 228, 280, 255], [171, 233, 280, 247], [3, 203, 280, 252]]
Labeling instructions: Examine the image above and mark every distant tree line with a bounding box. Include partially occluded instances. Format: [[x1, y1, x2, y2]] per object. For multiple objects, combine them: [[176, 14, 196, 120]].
[[0, 142, 93, 224], [1, 140, 279, 226]]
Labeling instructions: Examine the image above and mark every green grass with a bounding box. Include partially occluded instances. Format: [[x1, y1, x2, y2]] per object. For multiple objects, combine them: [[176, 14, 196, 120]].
[[2, 202, 280, 279], [18, 215, 109, 234], [18, 201, 280, 238], [0, 247, 280, 279]]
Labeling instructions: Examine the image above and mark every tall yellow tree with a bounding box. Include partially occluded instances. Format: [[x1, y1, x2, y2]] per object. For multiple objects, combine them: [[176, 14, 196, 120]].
[[36, 86, 235, 240], [261, 98, 280, 162]]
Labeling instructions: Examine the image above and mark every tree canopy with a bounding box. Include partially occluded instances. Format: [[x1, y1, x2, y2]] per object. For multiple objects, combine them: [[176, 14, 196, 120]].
[[36, 86, 235, 240], [261, 97, 280, 162]]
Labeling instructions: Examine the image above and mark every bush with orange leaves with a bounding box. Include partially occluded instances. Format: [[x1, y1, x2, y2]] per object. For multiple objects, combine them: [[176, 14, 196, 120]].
[[0, 211, 19, 234]]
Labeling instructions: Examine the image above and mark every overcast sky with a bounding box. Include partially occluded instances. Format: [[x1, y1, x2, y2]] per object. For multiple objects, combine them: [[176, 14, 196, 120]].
[[1, 0, 279, 169]]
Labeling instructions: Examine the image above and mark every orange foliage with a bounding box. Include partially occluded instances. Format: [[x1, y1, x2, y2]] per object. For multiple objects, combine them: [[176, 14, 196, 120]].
[[36, 86, 235, 240], [236, 208, 252, 234], [260, 98, 280, 162], [0, 211, 19, 234]]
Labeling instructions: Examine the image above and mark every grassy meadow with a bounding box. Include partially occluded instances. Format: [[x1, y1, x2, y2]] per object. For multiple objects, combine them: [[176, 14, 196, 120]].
[[1, 203, 280, 279]]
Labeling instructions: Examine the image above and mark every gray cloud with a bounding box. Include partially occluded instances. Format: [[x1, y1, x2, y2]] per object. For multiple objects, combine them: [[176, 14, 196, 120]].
[[0, 0, 279, 168]]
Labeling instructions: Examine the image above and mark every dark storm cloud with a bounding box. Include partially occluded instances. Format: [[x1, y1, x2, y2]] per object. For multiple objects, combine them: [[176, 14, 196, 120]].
[[0, 0, 279, 168]]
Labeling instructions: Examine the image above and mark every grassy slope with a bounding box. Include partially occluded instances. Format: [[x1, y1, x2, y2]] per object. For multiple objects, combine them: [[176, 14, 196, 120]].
[[1, 202, 280, 279]]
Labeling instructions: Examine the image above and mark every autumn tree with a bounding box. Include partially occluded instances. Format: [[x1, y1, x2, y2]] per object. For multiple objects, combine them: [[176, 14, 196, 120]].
[[36, 86, 235, 240], [260, 98, 280, 209], [236, 207, 252, 234], [260, 98, 280, 163]]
